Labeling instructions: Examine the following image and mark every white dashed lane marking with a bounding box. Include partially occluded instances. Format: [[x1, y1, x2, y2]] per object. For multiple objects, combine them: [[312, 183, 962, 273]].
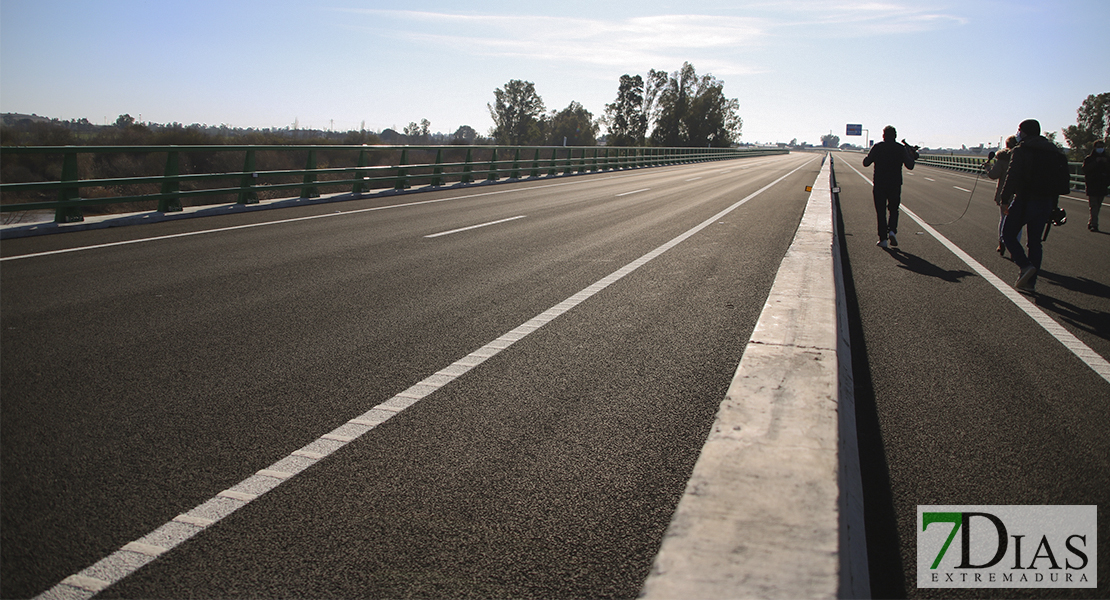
[[35, 156, 818, 600], [424, 215, 526, 238]]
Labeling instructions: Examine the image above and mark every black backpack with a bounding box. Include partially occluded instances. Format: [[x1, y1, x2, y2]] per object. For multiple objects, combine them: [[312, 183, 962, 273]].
[[1021, 146, 1074, 195], [1028, 147, 1072, 196]]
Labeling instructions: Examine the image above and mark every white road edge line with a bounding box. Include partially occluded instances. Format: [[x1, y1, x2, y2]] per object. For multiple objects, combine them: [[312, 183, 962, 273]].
[[841, 158, 1110, 385], [34, 155, 818, 600], [424, 215, 526, 238]]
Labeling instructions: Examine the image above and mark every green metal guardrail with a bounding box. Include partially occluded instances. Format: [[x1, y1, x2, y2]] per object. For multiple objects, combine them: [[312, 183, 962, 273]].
[[916, 153, 1086, 192], [0, 144, 786, 223]]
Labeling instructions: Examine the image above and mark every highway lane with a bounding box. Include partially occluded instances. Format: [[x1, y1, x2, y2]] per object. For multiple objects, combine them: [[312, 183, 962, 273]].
[[1, 153, 821, 598], [832, 151, 1110, 598]]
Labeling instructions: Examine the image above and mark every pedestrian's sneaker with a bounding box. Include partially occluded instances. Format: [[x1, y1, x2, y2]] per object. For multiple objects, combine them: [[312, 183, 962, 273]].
[[876, 239, 888, 248], [888, 231, 898, 247], [1015, 265, 1037, 291]]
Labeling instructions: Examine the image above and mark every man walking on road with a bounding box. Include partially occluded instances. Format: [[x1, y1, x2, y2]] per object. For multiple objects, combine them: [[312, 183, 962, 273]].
[[1082, 139, 1108, 232], [1001, 119, 1068, 292], [863, 125, 916, 248]]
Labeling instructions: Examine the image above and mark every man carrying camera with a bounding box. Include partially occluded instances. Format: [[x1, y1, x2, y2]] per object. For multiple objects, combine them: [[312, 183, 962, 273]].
[[863, 125, 917, 248], [1000, 119, 1069, 292]]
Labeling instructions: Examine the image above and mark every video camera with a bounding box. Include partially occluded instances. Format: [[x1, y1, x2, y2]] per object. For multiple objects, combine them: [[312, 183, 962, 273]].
[[901, 139, 921, 160]]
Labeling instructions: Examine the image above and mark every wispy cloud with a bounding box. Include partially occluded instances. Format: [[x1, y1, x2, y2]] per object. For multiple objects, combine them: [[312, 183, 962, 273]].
[[774, 1, 968, 34], [339, 10, 771, 76], [337, 4, 965, 76]]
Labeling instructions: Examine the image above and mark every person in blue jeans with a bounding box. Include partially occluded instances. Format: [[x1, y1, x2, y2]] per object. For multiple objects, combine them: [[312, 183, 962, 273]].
[[1001, 119, 1065, 293], [863, 125, 916, 248]]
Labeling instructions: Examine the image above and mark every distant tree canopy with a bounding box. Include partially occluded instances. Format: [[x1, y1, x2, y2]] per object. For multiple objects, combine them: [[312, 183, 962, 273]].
[[452, 125, 478, 144], [10, 63, 748, 152], [0, 114, 394, 147], [489, 63, 742, 148], [488, 79, 546, 145], [821, 133, 840, 148], [649, 63, 742, 148], [600, 63, 741, 147], [1062, 92, 1110, 159], [402, 118, 432, 144], [604, 74, 648, 146], [545, 102, 599, 146]]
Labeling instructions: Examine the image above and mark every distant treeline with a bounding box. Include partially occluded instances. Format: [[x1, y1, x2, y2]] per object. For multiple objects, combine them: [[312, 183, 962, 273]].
[[0, 113, 492, 147]]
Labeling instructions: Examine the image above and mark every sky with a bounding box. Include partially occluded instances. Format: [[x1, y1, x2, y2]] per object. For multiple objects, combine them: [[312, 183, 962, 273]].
[[1, 0, 1107, 149]]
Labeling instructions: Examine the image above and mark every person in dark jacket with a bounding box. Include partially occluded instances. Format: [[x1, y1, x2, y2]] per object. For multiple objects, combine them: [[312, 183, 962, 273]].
[[863, 125, 916, 247], [1001, 119, 1066, 292], [1082, 139, 1108, 232]]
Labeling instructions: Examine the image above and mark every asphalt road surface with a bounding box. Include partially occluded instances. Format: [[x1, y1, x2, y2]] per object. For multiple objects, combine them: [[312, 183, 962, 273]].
[[832, 151, 1109, 599], [2, 153, 823, 599], [3, 150, 1107, 599]]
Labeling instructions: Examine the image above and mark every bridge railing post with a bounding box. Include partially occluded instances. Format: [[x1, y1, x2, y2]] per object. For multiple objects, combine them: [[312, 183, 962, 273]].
[[159, 149, 182, 213], [54, 150, 84, 223], [461, 148, 473, 184], [487, 148, 499, 181], [394, 148, 408, 190], [511, 148, 522, 179], [352, 148, 369, 195], [238, 149, 258, 204], [431, 148, 444, 187], [301, 149, 320, 199]]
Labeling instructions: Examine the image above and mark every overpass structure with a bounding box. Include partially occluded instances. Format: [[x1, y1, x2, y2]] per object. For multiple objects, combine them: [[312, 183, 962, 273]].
[[2, 151, 1107, 599]]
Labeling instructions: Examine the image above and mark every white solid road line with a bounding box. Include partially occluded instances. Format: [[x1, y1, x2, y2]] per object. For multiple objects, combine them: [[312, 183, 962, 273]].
[[424, 215, 526, 238], [35, 156, 818, 600], [841, 158, 1110, 385]]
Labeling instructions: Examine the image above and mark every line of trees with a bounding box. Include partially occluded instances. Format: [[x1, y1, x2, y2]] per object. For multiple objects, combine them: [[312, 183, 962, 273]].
[[489, 62, 743, 148], [3, 61, 745, 150], [0, 114, 494, 147]]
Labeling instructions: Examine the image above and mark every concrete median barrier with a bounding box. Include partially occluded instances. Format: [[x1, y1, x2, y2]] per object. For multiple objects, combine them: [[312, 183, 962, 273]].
[[640, 154, 868, 599]]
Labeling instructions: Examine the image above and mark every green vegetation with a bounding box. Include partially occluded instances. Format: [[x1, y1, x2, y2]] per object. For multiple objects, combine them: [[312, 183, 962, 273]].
[[487, 63, 743, 148], [1062, 92, 1110, 160], [2, 63, 748, 217]]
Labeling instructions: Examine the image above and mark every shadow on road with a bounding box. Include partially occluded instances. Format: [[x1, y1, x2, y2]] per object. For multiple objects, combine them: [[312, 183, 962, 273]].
[[1031, 271, 1110, 343], [883, 248, 975, 283], [834, 199, 908, 598]]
